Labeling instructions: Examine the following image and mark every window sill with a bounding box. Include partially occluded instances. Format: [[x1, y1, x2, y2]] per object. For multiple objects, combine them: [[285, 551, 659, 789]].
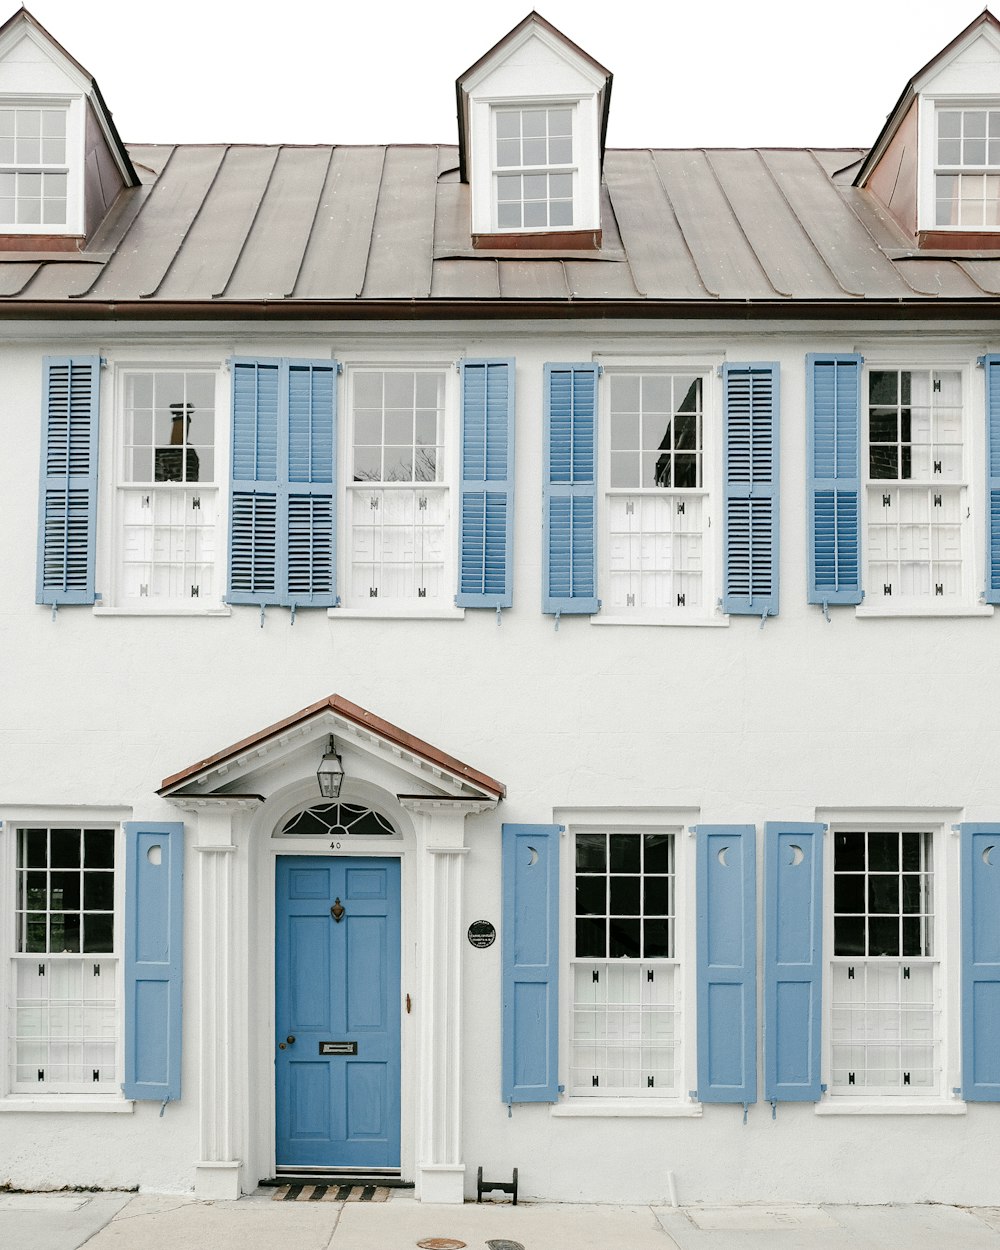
[[814, 1099, 966, 1116], [551, 1099, 703, 1118], [328, 607, 465, 620], [93, 607, 232, 617], [590, 613, 730, 628], [0, 1095, 134, 1114], [855, 604, 993, 618]]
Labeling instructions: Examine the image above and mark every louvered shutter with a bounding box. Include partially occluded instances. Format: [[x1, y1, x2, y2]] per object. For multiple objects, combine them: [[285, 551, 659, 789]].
[[457, 359, 515, 608], [807, 354, 863, 606], [723, 363, 779, 615], [960, 823, 1000, 1101], [502, 823, 560, 1103], [983, 357, 1000, 604], [36, 356, 101, 605], [543, 364, 599, 614], [124, 822, 183, 1102], [764, 822, 824, 1102], [696, 824, 757, 1104], [228, 358, 337, 608]]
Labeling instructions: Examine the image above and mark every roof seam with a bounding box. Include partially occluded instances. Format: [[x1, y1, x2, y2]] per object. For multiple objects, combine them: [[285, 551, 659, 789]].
[[357, 147, 388, 298], [214, 146, 282, 299], [287, 145, 337, 298], [701, 149, 791, 299], [647, 150, 717, 299], [142, 145, 230, 298], [952, 259, 995, 296]]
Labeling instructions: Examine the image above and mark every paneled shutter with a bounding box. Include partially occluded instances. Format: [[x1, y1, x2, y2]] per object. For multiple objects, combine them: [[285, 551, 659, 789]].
[[807, 354, 863, 606], [543, 364, 599, 614], [36, 356, 101, 605], [695, 824, 756, 1104], [960, 822, 1000, 1101], [502, 822, 560, 1103], [124, 822, 184, 1102], [457, 359, 515, 608], [983, 357, 1000, 604], [723, 363, 779, 616], [764, 822, 824, 1102], [228, 358, 337, 607]]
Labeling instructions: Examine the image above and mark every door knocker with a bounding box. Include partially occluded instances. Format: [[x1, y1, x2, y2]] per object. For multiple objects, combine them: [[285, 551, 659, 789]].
[[331, 898, 345, 923]]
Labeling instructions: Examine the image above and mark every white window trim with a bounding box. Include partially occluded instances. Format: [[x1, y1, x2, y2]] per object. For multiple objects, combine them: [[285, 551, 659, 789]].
[[490, 102, 577, 233], [339, 360, 459, 613], [816, 814, 963, 1113], [857, 357, 985, 616], [98, 358, 228, 614], [917, 94, 1000, 233], [595, 361, 723, 626], [0, 812, 131, 1107], [553, 808, 700, 1114], [0, 95, 84, 236]]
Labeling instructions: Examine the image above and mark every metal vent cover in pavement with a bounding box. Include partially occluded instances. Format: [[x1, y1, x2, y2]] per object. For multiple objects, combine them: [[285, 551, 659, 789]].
[[487, 1241, 526, 1250]]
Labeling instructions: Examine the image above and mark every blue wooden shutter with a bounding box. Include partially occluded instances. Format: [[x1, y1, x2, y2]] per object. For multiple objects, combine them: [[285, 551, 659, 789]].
[[764, 822, 824, 1102], [457, 358, 515, 608], [228, 358, 337, 607], [543, 364, 599, 614], [696, 824, 756, 1104], [36, 356, 101, 605], [807, 354, 863, 606], [723, 363, 779, 616], [983, 357, 1000, 603], [960, 822, 1000, 1101], [124, 822, 183, 1101], [502, 822, 560, 1102]]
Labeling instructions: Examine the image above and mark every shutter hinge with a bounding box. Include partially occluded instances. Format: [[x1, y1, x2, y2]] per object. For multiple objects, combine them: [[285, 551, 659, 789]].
[[290, 603, 297, 625], [716, 364, 725, 379], [821, 600, 831, 623], [557, 1084, 565, 1093], [596, 363, 604, 376], [259, 603, 267, 629], [335, 361, 343, 375], [742, 1103, 749, 1125], [99, 356, 108, 368], [953, 1086, 962, 1096], [977, 356, 987, 368], [688, 1090, 697, 1100], [820, 1083, 828, 1093], [553, 610, 561, 632], [507, 1101, 512, 1119], [496, 606, 502, 627], [770, 1100, 777, 1120], [50, 603, 58, 621], [159, 1099, 169, 1117]]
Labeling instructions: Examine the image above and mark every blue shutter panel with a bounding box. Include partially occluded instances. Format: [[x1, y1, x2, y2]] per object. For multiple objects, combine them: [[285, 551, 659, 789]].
[[457, 359, 515, 608], [983, 357, 1000, 603], [764, 822, 824, 1102], [543, 364, 599, 614], [960, 823, 1000, 1101], [124, 822, 183, 1101], [696, 824, 757, 1104], [723, 363, 779, 616], [36, 356, 101, 605], [807, 354, 863, 605], [228, 358, 337, 607], [502, 823, 560, 1102]]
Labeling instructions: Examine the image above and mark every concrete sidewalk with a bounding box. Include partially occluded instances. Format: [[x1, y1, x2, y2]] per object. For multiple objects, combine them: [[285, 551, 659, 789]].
[[4, 1188, 1000, 1250]]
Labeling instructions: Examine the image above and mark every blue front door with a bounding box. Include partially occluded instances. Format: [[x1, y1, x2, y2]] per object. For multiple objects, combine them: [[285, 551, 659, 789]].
[[275, 856, 401, 1169]]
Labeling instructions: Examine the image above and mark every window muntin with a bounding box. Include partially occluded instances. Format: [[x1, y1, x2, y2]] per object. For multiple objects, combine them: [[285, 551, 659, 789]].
[[0, 106, 67, 226], [493, 106, 574, 230], [347, 368, 450, 605], [830, 830, 939, 1096], [279, 802, 396, 838], [935, 106, 1000, 228], [571, 832, 680, 1097], [11, 828, 118, 1092], [605, 372, 708, 616], [115, 368, 218, 607], [865, 369, 966, 604]]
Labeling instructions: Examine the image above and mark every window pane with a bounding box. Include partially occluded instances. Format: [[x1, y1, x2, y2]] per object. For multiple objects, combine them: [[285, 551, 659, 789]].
[[576, 916, 605, 958], [549, 109, 572, 137], [522, 110, 546, 138], [83, 913, 114, 954], [609, 918, 640, 958], [643, 833, 672, 873], [868, 917, 899, 957], [51, 830, 81, 869], [576, 876, 605, 915], [610, 875, 640, 915], [643, 918, 672, 958], [834, 833, 865, 872], [495, 111, 519, 140], [868, 875, 899, 914], [834, 873, 864, 914], [643, 877, 670, 916], [83, 873, 114, 911], [938, 110, 961, 139], [868, 832, 899, 871], [576, 834, 606, 871], [549, 200, 573, 228], [610, 835, 640, 872]]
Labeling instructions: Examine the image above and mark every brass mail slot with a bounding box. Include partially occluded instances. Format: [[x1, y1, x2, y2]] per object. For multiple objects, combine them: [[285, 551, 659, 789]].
[[319, 1041, 357, 1055]]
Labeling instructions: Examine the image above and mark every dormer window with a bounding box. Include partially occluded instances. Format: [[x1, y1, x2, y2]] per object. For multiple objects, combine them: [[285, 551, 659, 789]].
[[935, 105, 1000, 228], [0, 103, 68, 226], [494, 105, 574, 230]]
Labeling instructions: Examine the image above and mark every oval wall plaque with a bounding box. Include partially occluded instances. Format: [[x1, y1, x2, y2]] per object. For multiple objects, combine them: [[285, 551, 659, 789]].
[[467, 920, 496, 949]]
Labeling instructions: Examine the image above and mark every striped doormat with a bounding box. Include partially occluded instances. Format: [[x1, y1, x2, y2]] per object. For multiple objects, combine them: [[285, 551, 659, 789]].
[[273, 1183, 391, 1202]]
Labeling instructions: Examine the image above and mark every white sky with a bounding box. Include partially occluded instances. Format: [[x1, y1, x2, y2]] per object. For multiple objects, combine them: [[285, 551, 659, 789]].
[[22, 0, 995, 150]]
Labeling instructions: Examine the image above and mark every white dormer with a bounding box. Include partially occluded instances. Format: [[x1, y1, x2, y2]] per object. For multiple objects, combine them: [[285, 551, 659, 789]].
[[0, 8, 136, 243], [456, 12, 611, 247]]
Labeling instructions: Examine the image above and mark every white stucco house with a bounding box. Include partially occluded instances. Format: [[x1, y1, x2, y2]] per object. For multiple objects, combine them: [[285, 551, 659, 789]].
[[2, 4, 1000, 1206]]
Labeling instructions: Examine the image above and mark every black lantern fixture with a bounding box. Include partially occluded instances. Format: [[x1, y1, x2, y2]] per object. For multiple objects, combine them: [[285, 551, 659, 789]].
[[316, 737, 344, 799]]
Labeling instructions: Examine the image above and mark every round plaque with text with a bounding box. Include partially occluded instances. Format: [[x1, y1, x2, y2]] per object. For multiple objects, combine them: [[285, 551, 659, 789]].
[[467, 920, 496, 949]]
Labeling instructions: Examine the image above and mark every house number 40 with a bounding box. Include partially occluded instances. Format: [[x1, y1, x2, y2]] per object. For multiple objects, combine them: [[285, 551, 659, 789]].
[[329, 841, 342, 850]]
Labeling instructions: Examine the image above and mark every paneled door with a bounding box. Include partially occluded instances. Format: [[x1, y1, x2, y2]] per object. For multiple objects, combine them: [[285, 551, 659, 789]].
[[275, 856, 401, 1169]]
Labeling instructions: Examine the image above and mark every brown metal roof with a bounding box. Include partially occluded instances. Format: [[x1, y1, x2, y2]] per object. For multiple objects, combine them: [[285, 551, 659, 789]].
[[2, 141, 999, 314], [158, 694, 506, 800]]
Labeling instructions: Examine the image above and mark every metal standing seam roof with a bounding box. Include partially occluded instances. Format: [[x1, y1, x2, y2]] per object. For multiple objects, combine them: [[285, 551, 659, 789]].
[[5, 142, 1000, 312]]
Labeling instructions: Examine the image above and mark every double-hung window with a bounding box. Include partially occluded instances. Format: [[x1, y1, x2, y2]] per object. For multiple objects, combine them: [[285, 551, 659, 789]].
[[113, 367, 221, 609], [345, 367, 452, 607], [0, 103, 68, 228], [493, 105, 574, 231], [935, 105, 1000, 229], [10, 826, 118, 1093]]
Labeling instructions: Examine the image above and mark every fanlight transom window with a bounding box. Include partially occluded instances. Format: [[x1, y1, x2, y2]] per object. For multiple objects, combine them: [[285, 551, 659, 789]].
[[279, 802, 396, 838]]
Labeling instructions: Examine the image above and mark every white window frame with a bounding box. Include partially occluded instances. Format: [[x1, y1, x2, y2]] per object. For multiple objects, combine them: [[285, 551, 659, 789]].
[[816, 814, 963, 1115], [491, 102, 576, 232], [338, 359, 461, 617], [0, 95, 84, 235], [0, 812, 131, 1113], [96, 357, 229, 616], [594, 358, 725, 627], [918, 95, 1000, 233], [553, 809, 701, 1117]]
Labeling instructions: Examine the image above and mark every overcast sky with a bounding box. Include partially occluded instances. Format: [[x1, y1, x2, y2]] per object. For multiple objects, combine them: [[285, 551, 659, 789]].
[[22, 0, 994, 150]]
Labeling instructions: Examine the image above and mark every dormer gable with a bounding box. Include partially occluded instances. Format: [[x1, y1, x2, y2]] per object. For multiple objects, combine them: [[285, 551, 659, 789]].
[[456, 12, 611, 249], [0, 7, 137, 248], [856, 10, 1000, 249]]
